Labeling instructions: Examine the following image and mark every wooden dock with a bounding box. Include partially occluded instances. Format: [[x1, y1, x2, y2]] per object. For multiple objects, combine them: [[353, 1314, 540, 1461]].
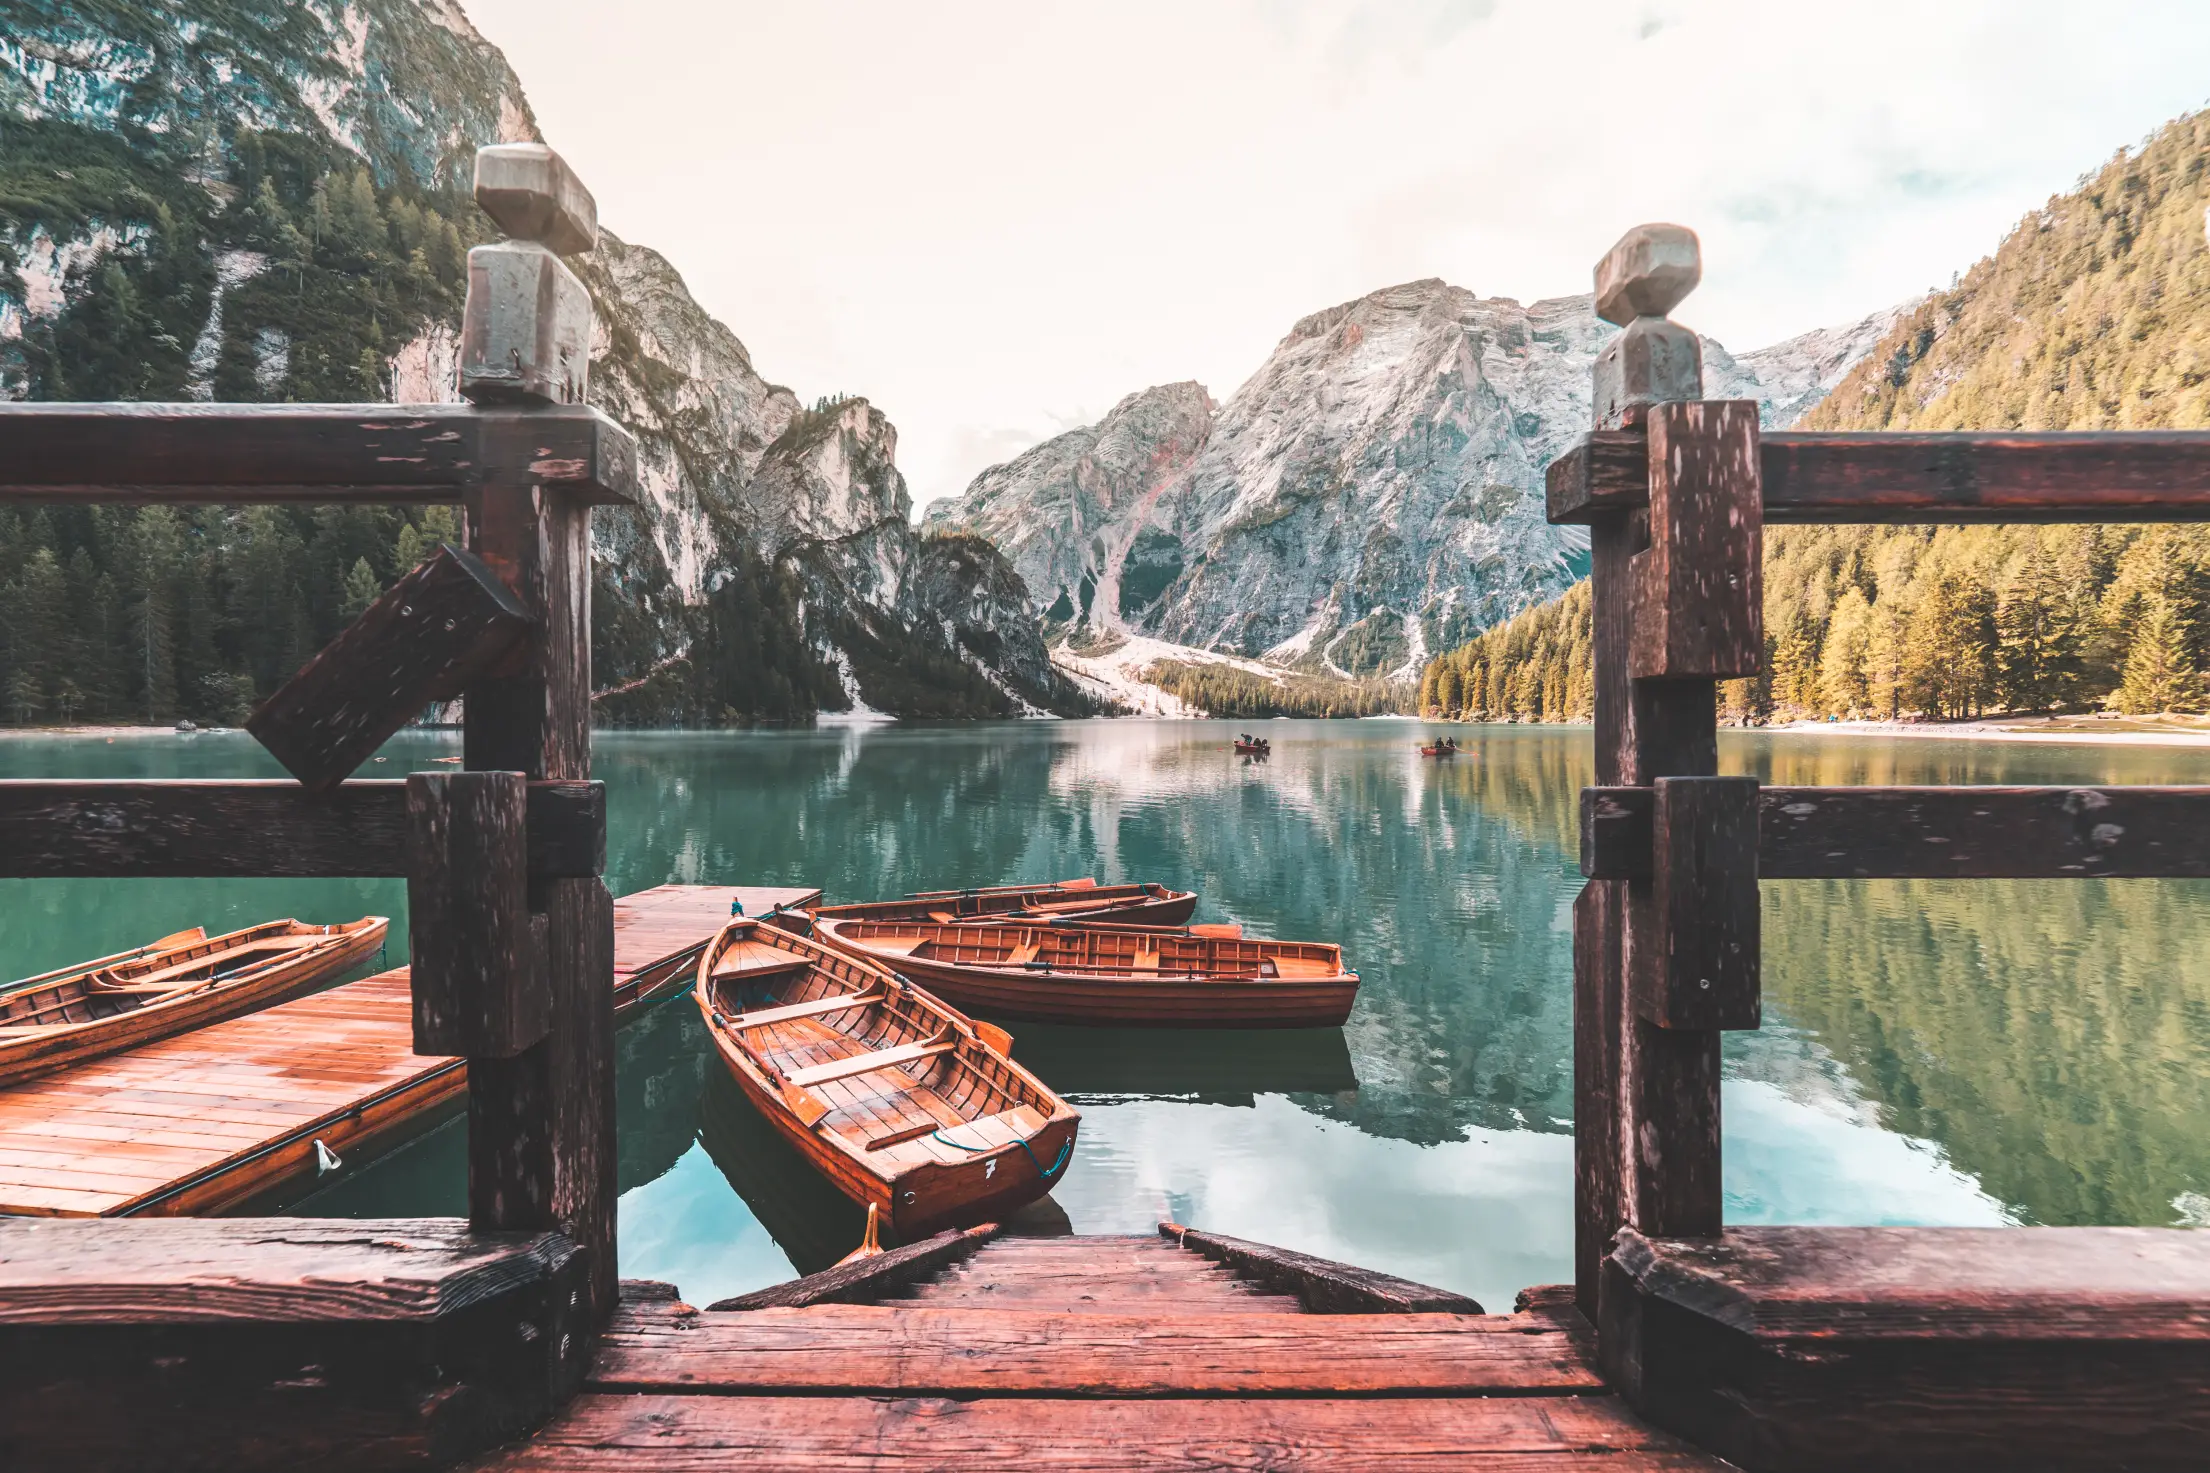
[[479, 1227, 1725, 1472], [0, 884, 814, 1218]]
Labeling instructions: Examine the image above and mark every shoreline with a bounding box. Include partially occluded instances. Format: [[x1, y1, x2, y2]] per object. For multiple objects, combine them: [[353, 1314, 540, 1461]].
[[1753, 716, 2210, 749], [6, 716, 2210, 748]]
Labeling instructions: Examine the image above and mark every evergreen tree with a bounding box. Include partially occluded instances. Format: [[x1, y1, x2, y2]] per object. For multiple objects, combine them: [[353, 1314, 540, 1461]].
[[340, 557, 383, 621], [1819, 587, 1873, 715], [2112, 597, 2199, 714]]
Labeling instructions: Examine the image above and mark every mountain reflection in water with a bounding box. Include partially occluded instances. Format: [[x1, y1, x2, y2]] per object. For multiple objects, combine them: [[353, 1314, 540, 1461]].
[[5, 724, 2205, 1312]]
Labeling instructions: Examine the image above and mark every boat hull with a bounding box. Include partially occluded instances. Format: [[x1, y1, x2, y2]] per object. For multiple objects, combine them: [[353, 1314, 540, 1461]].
[[0, 918, 388, 1088], [695, 920, 1080, 1240], [860, 954, 1357, 1028], [708, 1025, 1079, 1238]]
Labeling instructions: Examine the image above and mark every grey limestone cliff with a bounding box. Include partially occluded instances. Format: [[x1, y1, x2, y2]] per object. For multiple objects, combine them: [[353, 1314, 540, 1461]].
[[929, 279, 1902, 679]]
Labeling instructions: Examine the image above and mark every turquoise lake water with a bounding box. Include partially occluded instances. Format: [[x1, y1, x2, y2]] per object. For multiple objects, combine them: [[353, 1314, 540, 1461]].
[[3, 721, 2205, 1312]]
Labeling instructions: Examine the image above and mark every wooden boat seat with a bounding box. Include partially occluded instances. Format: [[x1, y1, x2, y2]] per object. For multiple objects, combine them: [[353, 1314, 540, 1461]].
[[726, 991, 882, 1030], [784, 1036, 955, 1089], [95, 938, 319, 990], [1005, 943, 1041, 967], [863, 937, 935, 958], [927, 911, 958, 923], [1133, 948, 1161, 974], [1268, 957, 1338, 979]]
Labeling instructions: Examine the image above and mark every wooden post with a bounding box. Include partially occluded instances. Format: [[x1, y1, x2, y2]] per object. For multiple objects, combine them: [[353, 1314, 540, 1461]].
[[457, 143, 620, 1324], [406, 770, 548, 1058], [1571, 223, 1765, 1323]]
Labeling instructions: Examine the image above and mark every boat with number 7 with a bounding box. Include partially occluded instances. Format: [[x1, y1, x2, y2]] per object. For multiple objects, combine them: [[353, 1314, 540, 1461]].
[[696, 917, 1080, 1239], [811, 877, 1197, 929], [811, 917, 1360, 1028], [0, 917, 389, 1086]]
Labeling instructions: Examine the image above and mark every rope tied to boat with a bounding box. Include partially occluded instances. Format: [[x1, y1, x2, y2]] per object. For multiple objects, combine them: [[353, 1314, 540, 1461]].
[[931, 1126, 1073, 1183]]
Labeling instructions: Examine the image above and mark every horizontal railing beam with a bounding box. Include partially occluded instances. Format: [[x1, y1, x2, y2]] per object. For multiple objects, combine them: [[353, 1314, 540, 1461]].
[[0, 403, 636, 505], [1582, 784, 2210, 880], [0, 777, 603, 879], [1548, 429, 2210, 525]]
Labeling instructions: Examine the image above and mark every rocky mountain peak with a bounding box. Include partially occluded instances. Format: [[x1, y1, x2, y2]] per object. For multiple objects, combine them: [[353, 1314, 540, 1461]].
[[928, 280, 1899, 682]]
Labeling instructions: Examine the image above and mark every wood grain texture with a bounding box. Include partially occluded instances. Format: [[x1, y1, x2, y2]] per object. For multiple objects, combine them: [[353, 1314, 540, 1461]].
[[1629, 402, 1762, 680], [590, 1306, 1600, 1396], [1573, 882, 1625, 1322], [481, 1393, 1724, 1471], [706, 1224, 1001, 1311], [1550, 427, 2210, 526], [1607, 1228, 2210, 1472], [1580, 784, 2210, 880], [0, 886, 772, 1219], [0, 777, 603, 879], [1584, 454, 1726, 1311], [1633, 778, 1760, 1031], [408, 771, 544, 1059], [1161, 1222, 1486, 1314], [1613, 1227, 2210, 1341], [547, 876, 618, 1320], [250, 545, 531, 790], [463, 479, 613, 1316], [0, 1220, 589, 1473], [0, 1217, 571, 1324], [0, 402, 636, 504], [1756, 784, 2210, 878]]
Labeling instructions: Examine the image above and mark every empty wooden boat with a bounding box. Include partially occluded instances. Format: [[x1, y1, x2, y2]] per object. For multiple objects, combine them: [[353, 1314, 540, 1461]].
[[696, 918, 1080, 1239], [811, 917, 1360, 1028], [812, 877, 1198, 929], [0, 917, 389, 1086]]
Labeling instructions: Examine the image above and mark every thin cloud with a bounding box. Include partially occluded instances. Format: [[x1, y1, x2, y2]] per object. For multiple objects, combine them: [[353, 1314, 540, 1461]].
[[463, 0, 2210, 509]]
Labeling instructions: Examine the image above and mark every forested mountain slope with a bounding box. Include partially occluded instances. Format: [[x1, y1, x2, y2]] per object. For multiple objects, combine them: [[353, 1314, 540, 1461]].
[[0, 1, 1089, 725], [1421, 107, 2210, 723]]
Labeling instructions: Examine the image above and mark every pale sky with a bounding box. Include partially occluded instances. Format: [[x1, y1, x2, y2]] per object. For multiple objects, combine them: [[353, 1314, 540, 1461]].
[[463, 1, 2210, 511]]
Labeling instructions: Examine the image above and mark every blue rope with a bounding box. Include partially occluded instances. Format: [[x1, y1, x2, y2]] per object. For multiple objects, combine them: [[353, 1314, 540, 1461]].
[[931, 1126, 1074, 1182]]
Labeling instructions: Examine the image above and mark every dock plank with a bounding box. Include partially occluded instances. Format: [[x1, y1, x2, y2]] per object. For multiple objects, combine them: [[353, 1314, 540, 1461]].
[[0, 884, 813, 1217], [593, 1305, 1603, 1396], [482, 1393, 1722, 1470]]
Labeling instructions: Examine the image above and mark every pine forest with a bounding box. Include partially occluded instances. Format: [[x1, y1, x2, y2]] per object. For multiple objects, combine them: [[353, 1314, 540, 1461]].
[[1421, 107, 2210, 725]]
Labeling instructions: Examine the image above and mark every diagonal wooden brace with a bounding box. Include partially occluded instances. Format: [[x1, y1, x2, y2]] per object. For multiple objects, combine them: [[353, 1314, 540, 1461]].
[[406, 770, 549, 1058], [247, 544, 532, 791], [1631, 776, 1761, 1030], [1629, 401, 1763, 679]]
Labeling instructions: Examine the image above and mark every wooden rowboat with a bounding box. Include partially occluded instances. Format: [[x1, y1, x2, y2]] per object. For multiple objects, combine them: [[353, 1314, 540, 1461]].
[[0, 916, 389, 1086], [696, 918, 1080, 1239], [1419, 743, 1460, 757], [812, 878, 1198, 930], [1233, 739, 1270, 755], [811, 917, 1360, 1028]]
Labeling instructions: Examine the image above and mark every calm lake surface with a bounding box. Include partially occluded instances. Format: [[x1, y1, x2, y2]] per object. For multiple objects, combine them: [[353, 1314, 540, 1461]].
[[3, 720, 2206, 1312]]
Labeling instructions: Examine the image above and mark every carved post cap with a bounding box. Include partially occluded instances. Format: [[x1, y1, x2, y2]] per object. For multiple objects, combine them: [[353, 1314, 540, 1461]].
[[474, 143, 598, 256], [1594, 223, 1701, 326]]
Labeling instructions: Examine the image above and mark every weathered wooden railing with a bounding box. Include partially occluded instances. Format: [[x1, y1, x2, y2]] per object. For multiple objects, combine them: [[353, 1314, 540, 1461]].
[[1552, 226, 2210, 1473], [0, 143, 638, 1470]]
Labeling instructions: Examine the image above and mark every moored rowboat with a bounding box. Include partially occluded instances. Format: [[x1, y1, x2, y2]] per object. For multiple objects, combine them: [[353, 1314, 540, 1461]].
[[811, 917, 1360, 1028], [696, 918, 1080, 1239], [0, 916, 389, 1086], [812, 877, 1198, 930]]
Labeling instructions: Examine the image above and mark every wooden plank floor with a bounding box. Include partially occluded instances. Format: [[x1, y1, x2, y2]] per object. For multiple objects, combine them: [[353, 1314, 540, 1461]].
[[0, 883, 815, 1218], [479, 1235, 1729, 1471]]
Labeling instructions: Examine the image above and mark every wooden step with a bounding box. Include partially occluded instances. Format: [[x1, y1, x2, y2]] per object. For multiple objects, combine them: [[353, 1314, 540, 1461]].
[[592, 1304, 1602, 1396], [488, 1392, 1724, 1470]]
